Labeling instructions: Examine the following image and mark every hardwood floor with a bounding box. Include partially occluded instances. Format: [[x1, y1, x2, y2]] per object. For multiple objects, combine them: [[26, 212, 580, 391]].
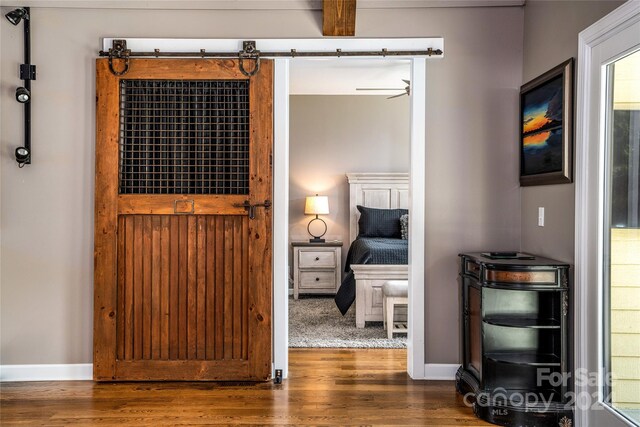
[[0, 349, 489, 426]]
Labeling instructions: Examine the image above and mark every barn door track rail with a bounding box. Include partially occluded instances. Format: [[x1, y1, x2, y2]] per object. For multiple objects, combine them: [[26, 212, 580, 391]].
[[100, 39, 443, 77]]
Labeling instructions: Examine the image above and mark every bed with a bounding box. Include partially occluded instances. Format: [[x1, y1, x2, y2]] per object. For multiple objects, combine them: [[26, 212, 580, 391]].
[[335, 173, 409, 328]]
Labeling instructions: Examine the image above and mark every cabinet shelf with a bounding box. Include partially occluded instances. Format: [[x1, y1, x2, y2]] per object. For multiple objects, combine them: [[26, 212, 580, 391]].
[[483, 316, 560, 329], [485, 352, 561, 367]]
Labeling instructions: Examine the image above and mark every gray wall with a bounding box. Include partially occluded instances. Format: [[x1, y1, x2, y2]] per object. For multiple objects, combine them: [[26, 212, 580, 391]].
[[421, 8, 523, 362], [520, 0, 623, 263], [289, 95, 410, 276], [0, 5, 524, 366]]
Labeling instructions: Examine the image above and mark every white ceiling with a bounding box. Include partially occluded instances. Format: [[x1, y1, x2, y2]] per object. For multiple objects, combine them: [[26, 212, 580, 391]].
[[289, 58, 411, 95], [0, 0, 525, 9]]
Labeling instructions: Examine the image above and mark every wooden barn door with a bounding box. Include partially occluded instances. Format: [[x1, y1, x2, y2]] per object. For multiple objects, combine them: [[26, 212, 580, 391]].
[[93, 59, 272, 381]]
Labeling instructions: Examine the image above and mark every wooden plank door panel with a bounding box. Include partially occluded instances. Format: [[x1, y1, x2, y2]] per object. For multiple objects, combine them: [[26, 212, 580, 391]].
[[116, 215, 249, 362], [94, 59, 272, 381]]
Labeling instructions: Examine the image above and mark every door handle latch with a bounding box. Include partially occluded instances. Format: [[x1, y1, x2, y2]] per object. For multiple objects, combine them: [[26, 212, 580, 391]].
[[234, 200, 272, 219]]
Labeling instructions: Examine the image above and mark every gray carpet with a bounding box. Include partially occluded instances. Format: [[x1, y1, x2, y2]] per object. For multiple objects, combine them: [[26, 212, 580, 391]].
[[289, 296, 407, 348]]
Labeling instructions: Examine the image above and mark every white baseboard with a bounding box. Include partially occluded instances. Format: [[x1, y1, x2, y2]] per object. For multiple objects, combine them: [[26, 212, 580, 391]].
[[423, 363, 460, 380], [0, 364, 93, 382], [0, 362, 456, 381]]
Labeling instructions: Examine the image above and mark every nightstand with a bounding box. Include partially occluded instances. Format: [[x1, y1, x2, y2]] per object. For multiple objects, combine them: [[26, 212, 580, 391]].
[[291, 241, 343, 299]]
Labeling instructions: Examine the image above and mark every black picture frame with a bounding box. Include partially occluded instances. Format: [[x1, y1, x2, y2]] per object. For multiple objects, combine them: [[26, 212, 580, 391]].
[[519, 58, 574, 186]]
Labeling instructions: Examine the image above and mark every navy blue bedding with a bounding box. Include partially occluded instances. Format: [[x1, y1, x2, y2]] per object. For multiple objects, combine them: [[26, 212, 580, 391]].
[[334, 237, 408, 315]]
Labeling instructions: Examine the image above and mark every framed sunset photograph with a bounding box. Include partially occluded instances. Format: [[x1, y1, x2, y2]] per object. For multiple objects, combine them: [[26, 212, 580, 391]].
[[520, 59, 573, 186]]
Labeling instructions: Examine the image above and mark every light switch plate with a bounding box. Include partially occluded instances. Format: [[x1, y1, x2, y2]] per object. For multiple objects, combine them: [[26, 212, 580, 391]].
[[538, 207, 545, 227]]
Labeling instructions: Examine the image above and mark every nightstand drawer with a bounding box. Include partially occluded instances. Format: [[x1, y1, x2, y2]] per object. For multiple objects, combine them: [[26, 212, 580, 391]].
[[299, 250, 336, 268], [299, 271, 337, 289]]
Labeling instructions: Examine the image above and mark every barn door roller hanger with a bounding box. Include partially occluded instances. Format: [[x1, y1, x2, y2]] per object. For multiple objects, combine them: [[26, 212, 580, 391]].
[[101, 39, 443, 77]]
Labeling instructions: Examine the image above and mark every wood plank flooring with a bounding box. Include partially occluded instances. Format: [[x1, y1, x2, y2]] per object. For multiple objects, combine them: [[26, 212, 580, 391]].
[[0, 349, 489, 426]]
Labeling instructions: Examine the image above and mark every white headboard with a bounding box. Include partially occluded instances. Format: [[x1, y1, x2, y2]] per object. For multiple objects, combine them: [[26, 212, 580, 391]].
[[346, 173, 409, 244]]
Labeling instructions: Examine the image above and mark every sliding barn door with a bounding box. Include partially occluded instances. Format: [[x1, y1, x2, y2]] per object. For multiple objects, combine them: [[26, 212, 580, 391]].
[[93, 59, 272, 381]]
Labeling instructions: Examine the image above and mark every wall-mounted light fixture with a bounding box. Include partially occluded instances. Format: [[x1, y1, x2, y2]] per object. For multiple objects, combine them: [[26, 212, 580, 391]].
[[15, 146, 30, 164], [5, 6, 35, 167], [5, 7, 27, 25], [304, 194, 330, 243], [15, 87, 30, 103]]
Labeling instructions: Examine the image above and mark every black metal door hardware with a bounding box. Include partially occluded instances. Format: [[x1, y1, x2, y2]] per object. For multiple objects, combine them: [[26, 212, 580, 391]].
[[234, 200, 272, 220], [273, 369, 283, 385], [100, 39, 443, 77]]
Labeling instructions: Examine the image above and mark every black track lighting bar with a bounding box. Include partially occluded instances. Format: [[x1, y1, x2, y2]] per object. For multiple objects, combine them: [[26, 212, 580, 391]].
[[5, 6, 34, 166]]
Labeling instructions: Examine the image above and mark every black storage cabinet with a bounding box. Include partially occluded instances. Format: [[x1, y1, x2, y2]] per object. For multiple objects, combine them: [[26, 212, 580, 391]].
[[455, 253, 573, 427]]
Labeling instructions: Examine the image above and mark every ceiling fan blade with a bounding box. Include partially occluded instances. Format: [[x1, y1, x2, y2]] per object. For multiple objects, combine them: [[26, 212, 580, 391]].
[[402, 79, 411, 85], [356, 88, 405, 91], [387, 93, 407, 99]]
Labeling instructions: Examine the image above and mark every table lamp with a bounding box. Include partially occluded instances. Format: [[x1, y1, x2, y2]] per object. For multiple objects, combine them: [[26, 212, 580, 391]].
[[304, 194, 329, 243]]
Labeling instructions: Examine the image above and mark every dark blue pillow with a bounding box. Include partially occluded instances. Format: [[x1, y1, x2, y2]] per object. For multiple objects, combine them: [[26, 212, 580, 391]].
[[357, 205, 408, 238]]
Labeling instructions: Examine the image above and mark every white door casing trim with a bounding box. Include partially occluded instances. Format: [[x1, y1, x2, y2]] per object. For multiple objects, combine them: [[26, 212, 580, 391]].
[[408, 57, 427, 379], [273, 58, 291, 379], [575, 1, 640, 425]]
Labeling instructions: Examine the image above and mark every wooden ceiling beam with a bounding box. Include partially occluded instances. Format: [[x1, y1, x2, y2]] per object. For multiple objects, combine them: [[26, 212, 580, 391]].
[[322, 0, 357, 37]]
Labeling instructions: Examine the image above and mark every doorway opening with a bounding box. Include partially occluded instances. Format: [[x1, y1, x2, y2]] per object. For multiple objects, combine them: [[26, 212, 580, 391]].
[[272, 53, 429, 379], [287, 59, 411, 351]]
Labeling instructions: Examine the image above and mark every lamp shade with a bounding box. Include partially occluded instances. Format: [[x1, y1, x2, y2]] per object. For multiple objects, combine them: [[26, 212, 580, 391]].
[[304, 195, 329, 215]]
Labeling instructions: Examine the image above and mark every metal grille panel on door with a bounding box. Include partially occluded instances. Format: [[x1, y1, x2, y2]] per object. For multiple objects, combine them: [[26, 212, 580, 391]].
[[119, 80, 250, 195]]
